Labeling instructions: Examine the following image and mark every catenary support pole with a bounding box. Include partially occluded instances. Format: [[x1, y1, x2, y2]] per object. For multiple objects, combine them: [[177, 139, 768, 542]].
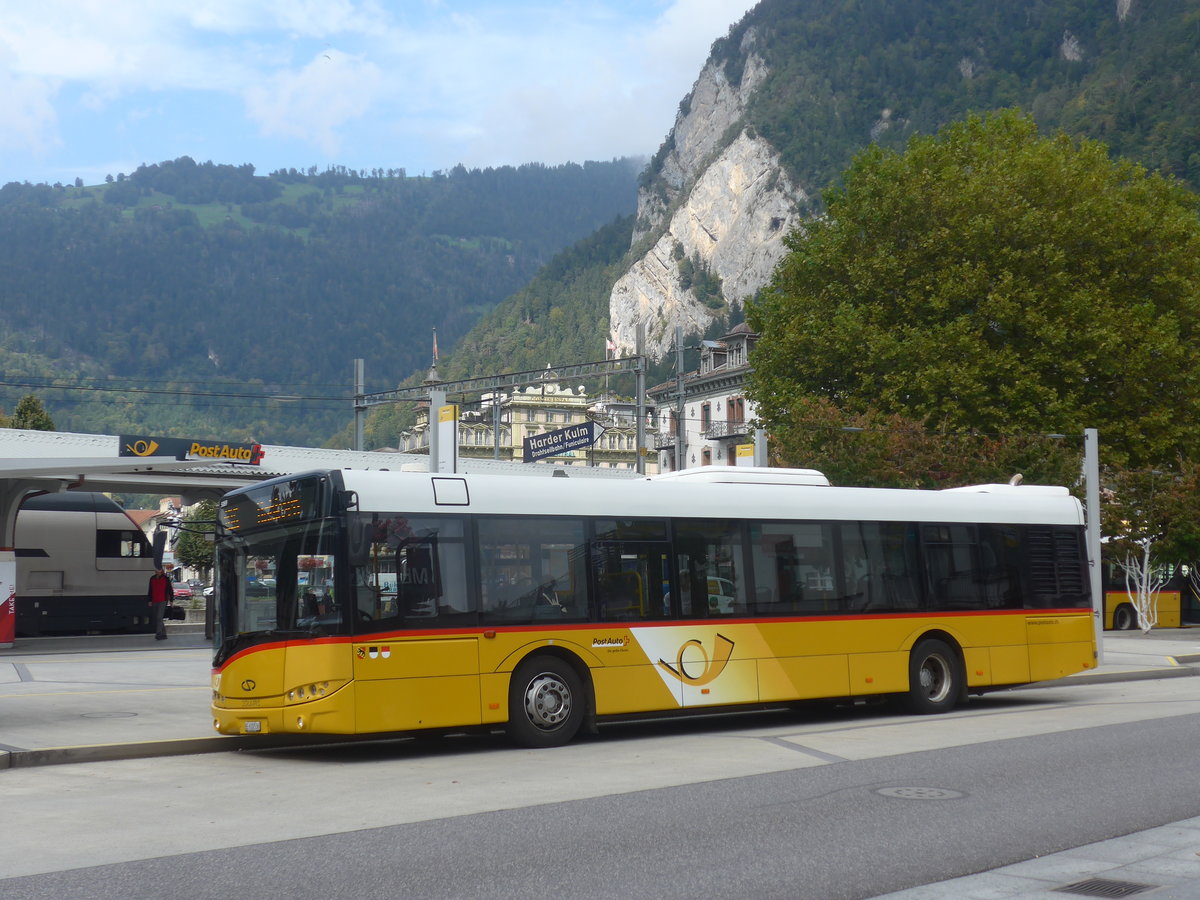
[[1084, 427, 1102, 665], [636, 323, 646, 476], [353, 359, 365, 452], [675, 326, 685, 472]]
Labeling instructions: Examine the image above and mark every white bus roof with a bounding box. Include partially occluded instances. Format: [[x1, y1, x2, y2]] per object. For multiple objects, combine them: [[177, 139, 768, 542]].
[[326, 468, 1083, 527], [649, 467, 831, 487]]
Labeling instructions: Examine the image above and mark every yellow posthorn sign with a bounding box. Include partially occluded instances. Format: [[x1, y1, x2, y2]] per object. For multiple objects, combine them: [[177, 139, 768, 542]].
[[119, 434, 265, 466]]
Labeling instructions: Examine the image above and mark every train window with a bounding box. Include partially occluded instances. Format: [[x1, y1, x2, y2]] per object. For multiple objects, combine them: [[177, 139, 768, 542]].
[[96, 529, 152, 558]]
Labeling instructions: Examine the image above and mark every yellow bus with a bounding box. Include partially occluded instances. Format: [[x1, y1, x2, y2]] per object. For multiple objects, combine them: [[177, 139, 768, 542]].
[[1103, 569, 1184, 631], [211, 467, 1097, 747]]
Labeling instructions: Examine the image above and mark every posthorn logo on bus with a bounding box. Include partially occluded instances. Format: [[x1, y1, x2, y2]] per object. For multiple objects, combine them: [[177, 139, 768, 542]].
[[656, 634, 736, 686]]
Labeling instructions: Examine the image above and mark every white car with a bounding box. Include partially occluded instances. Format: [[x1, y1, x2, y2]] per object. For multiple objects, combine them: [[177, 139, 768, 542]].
[[707, 577, 736, 614]]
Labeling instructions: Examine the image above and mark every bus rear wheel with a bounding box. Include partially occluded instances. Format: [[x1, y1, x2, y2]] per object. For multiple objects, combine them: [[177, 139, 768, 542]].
[[903, 639, 961, 715], [1113, 604, 1137, 631], [508, 655, 585, 748]]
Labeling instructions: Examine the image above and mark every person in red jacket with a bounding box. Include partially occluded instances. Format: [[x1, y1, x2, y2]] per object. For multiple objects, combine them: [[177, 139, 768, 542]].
[[147, 567, 172, 640]]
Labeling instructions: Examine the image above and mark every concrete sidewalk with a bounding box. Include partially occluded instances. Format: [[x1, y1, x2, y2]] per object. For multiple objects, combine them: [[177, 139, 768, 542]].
[[1, 627, 1198, 898], [0, 626, 1196, 770]]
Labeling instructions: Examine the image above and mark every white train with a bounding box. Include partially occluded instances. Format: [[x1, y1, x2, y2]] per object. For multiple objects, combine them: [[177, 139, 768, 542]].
[[15, 492, 158, 635]]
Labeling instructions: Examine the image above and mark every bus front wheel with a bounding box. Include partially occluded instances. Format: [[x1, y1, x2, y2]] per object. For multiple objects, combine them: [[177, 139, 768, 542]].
[[1113, 605, 1137, 631], [903, 639, 962, 715], [508, 655, 585, 748]]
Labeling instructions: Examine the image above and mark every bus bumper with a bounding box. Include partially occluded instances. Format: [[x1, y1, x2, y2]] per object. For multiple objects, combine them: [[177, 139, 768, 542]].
[[212, 685, 356, 735]]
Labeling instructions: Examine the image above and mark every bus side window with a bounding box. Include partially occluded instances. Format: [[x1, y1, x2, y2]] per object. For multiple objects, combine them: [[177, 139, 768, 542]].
[[355, 514, 472, 630], [479, 517, 588, 624], [673, 520, 747, 618], [749, 522, 837, 615], [591, 541, 672, 621], [841, 522, 924, 612], [924, 524, 982, 610]]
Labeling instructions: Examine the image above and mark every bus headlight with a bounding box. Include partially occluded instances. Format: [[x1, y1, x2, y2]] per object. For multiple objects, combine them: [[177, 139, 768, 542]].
[[284, 680, 341, 704]]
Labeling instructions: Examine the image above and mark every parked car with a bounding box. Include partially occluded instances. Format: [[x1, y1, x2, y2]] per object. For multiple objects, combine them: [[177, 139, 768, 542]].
[[707, 577, 735, 614], [172, 584, 193, 601]]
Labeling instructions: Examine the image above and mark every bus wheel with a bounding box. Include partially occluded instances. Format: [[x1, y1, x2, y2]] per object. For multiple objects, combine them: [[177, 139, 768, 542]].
[[903, 639, 961, 715], [1113, 605, 1137, 631], [508, 655, 585, 748]]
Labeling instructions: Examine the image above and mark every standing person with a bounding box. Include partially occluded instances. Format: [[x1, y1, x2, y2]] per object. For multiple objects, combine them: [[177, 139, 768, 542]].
[[147, 567, 172, 640]]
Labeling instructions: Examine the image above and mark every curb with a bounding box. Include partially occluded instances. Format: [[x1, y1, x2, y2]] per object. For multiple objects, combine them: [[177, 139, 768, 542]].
[[3, 665, 1196, 771], [1042, 664, 1199, 688], [0, 732, 396, 770]]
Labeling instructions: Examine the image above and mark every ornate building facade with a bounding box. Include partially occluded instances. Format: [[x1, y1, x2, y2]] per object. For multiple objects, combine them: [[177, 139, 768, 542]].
[[648, 323, 758, 471], [398, 374, 657, 472]]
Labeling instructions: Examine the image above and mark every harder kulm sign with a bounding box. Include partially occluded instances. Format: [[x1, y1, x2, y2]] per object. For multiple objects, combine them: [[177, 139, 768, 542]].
[[523, 421, 602, 463], [120, 435, 266, 465]]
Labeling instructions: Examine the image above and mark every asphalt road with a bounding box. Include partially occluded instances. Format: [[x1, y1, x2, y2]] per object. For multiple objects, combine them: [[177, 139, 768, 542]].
[[0, 676, 1197, 899]]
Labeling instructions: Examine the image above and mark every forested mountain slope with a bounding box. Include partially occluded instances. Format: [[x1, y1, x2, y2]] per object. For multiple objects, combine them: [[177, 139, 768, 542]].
[[6, 0, 1199, 450], [0, 159, 640, 444], [611, 0, 1200, 358]]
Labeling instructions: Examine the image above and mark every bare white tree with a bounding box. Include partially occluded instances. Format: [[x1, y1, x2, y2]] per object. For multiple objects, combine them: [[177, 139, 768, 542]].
[[1113, 541, 1168, 632]]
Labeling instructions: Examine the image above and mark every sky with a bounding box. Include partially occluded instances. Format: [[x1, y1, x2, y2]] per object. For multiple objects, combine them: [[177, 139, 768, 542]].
[[0, 0, 760, 187]]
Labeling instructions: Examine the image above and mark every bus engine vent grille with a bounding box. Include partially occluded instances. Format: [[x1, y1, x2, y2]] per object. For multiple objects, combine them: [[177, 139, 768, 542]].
[[1052, 877, 1159, 897], [1027, 527, 1088, 602]]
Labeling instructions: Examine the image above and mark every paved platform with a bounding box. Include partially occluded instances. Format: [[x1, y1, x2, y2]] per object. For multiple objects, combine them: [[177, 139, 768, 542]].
[[1, 627, 1197, 769], [1, 626, 1198, 897]]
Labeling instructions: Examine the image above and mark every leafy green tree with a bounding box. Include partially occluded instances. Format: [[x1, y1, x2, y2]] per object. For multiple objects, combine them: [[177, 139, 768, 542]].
[[175, 500, 217, 580], [748, 110, 1200, 473], [1099, 463, 1200, 631], [8, 394, 55, 430], [764, 395, 1081, 489]]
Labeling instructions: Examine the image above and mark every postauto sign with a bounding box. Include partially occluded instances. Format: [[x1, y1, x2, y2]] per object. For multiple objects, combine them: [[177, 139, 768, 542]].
[[120, 434, 265, 465], [522, 421, 602, 463]]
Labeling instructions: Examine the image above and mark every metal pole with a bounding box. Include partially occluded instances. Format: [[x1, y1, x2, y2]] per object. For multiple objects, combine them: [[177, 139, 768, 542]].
[[635, 323, 646, 476], [428, 389, 446, 473], [493, 393, 501, 460], [352, 358, 365, 452], [1084, 427, 1103, 665], [675, 326, 685, 471]]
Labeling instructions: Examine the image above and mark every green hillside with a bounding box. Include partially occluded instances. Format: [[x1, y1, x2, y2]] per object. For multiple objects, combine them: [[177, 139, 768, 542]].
[[641, 0, 1200, 206], [5, 0, 1200, 451], [442, 0, 1200, 451], [0, 158, 640, 445]]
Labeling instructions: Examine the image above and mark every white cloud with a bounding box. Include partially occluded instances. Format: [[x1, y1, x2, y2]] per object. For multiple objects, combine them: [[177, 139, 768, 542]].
[[0, 0, 760, 182], [0, 70, 60, 156], [244, 51, 386, 155], [393, 0, 757, 168]]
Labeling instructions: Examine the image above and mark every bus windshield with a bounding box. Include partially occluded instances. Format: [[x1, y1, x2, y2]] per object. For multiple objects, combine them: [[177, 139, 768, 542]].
[[214, 518, 343, 662]]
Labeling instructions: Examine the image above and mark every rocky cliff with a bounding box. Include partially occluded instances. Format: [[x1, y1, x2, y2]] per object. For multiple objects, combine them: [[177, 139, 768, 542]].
[[609, 37, 808, 360]]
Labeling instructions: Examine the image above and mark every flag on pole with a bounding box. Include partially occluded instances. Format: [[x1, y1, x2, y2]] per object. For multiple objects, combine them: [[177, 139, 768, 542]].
[[433, 328, 439, 363], [606, 339, 616, 358]]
